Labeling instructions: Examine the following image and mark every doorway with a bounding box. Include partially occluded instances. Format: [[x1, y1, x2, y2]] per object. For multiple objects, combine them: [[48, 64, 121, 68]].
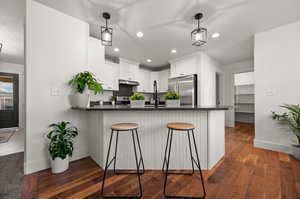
[[234, 71, 254, 124], [0, 73, 19, 128]]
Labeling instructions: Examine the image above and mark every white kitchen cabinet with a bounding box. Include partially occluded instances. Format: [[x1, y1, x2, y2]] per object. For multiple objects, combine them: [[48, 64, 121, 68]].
[[158, 69, 170, 92], [88, 37, 119, 90], [137, 69, 151, 93], [119, 58, 139, 81], [104, 61, 119, 90], [170, 54, 198, 78]]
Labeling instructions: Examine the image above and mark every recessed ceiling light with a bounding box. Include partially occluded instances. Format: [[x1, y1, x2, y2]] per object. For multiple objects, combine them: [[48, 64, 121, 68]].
[[114, 48, 120, 52], [211, 32, 220, 38], [146, 59, 152, 63], [171, 49, 177, 54], [136, 31, 144, 38]]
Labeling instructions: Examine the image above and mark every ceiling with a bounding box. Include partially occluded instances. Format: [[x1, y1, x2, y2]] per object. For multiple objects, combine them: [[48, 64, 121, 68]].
[[0, 0, 25, 65], [2, 0, 300, 67]]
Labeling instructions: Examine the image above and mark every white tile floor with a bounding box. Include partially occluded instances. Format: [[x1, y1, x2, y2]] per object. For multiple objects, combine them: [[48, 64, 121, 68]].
[[0, 129, 24, 156]]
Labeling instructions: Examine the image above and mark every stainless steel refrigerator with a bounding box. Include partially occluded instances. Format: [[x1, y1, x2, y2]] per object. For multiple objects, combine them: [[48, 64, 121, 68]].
[[168, 74, 198, 106]]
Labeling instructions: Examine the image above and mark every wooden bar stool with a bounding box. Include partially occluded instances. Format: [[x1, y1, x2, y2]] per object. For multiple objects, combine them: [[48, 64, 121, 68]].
[[101, 123, 145, 199], [162, 122, 206, 199]]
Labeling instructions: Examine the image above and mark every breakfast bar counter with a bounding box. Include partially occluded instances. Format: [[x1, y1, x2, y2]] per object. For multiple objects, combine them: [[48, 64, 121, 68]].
[[73, 105, 229, 170]]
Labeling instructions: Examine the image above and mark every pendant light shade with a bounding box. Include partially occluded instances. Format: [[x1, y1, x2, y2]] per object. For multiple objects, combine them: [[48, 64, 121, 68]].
[[191, 13, 207, 46], [101, 12, 113, 46]]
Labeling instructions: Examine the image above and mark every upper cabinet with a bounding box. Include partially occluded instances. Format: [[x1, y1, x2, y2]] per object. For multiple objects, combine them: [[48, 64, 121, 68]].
[[159, 69, 170, 92], [149, 69, 170, 93], [169, 54, 198, 78], [119, 58, 139, 81], [88, 37, 119, 90], [137, 69, 151, 93]]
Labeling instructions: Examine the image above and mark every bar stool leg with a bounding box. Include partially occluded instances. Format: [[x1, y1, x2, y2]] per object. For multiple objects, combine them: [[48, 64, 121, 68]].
[[113, 130, 119, 174], [101, 130, 114, 197], [191, 129, 206, 198], [163, 129, 174, 196], [187, 130, 195, 174], [162, 128, 171, 172], [163, 129, 206, 199], [134, 129, 145, 174], [131, 130, 143, 198]]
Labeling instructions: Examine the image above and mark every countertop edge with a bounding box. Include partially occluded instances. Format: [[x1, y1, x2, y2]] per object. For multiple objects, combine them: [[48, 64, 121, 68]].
[[71, 106, 230, 111]]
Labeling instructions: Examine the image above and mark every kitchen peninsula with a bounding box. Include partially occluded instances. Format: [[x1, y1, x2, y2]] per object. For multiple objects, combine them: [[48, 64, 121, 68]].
[[73, 105, 228, 170]]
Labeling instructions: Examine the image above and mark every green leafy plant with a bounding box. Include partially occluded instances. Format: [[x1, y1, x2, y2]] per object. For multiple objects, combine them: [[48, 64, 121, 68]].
[[68, 71, 103, 95], [130, 93, 145, 100], [272, 104, 300, 145], [164, 91, 180, 100], [110, 96, 117, 102], [47, 121, 78, 160]]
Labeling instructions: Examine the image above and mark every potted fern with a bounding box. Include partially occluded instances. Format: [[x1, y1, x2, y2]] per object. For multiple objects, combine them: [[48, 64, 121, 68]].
[[47, 121, 78, 173], [130, 93, 145, 108], [272, 104, 300, 160], [165, 91, 180, 108], [68, 71, 103, 108]]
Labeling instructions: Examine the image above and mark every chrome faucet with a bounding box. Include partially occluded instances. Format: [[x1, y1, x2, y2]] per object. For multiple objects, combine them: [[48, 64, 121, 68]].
[[153, 80, 158, 108]]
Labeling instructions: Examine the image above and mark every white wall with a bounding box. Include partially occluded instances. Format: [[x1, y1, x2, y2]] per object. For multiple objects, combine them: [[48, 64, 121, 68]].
[[25, 0, 90, 174], [0, 61, 25, 128], [254, 20, 300, 154], [199, 52, 224, 106], [223, 60, 254, 127]]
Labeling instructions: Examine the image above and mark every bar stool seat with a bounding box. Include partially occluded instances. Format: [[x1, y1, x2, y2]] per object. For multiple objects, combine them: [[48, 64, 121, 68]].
[[111, 123, 138, 131], [167, 122, 195, 130]]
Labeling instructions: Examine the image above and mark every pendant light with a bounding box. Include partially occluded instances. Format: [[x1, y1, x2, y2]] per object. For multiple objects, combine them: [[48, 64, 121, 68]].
[[191, 13, 207, 46], [101, 12, 113, 46]]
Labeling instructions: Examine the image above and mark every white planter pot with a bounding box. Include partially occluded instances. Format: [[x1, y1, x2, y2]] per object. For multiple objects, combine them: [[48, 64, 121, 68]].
[[292, 145, 300, 160], [111, 101, 115, 106], [69, 93, 90, 108], [166, 100, 180, 108], [50, 156, 69, 174], [130, 100, 145, 108]]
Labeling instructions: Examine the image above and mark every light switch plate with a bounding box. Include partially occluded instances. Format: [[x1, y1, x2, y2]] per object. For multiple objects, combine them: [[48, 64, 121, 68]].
[[51, 88, 61, 96], [265, 89, 275, 96]]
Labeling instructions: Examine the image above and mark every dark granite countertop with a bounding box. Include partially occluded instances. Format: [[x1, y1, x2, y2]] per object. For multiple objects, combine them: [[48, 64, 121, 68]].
[[72, 105, 230, 111]]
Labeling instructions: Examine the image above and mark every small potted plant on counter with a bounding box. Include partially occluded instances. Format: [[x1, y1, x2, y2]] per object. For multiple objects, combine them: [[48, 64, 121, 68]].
[[68, 71, 103, 108], [110, 96, 117, 106], [130, 93, 145, 108], [165, 91, 180, 108], [47, 121, 78, 174], [272, 104, 300, 160]]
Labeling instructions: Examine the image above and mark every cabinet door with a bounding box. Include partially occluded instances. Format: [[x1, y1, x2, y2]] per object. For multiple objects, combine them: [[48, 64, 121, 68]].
[[159, 69, 170, 92], [170, 56, 197, 78], [119, 59, 139, 81], [119, 62, 131, 80], [104, 62, 119, 90], [137, 69, 150, 92]]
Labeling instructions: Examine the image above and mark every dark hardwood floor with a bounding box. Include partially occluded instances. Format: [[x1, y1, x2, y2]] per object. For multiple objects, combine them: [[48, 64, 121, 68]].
[[21, 123, 300, 199]]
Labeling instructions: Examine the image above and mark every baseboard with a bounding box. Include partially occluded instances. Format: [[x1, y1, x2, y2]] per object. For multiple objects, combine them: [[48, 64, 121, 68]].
[[24, 153, 89, 175], [254, 139, 292, 154]]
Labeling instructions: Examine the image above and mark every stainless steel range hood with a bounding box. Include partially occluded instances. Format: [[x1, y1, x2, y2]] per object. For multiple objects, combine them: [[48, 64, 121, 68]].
[[119, 79, 139, 86]]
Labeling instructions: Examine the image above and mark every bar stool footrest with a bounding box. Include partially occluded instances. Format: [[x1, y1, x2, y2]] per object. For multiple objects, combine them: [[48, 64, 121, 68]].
[[103, 196, 141, 199], [165, 195, 205, 199]]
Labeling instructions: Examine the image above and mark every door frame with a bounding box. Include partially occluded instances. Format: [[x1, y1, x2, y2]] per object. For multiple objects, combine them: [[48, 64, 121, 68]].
[[0, 72, 19, 128]]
